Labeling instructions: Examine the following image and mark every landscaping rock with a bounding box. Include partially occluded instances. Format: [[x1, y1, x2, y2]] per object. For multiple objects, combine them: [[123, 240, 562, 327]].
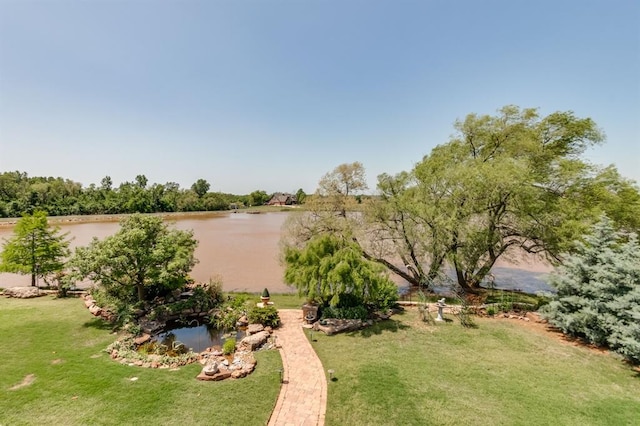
[[246, 324, 264, 335], [236, 315, 249, 328], [134, 334, 151, 345], [196, 367, 234, 381], [88, 305, 102, 316], [231, 370, 246, 379], [240, 330, 270, 350], [4, 287, 41, 299], [313, 319, 364, 335], [203, 363, 219, 376]]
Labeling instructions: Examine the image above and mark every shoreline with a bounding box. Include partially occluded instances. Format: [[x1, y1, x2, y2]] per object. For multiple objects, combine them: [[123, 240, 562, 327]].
[[0, 206, 299, 228], [0, 210, 234, 227]]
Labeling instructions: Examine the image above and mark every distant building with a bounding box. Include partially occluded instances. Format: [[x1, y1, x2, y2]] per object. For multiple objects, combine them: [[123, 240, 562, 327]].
[[266, 193, 297, 206]]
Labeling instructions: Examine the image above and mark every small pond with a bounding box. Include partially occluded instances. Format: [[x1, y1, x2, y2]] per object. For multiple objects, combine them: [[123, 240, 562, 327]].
[[153, 320, 246, 353]]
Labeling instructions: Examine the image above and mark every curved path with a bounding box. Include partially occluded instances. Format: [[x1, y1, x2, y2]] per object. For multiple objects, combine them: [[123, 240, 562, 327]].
[[268, 309, 327, 426]]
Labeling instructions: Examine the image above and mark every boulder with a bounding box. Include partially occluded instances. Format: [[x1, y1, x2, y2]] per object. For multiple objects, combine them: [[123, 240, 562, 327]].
[[88, 305, 102, 316], [313, 319, 364, 336], [240, 330, 270, 351], [134, 334, 151, 345], [236, 315, 249, 328], [203, 362, 219, 376], [196, 370, 232, 381], [4, 287, 41, 299], [231, 370, 247, 379], [246, 324, 264, 335]]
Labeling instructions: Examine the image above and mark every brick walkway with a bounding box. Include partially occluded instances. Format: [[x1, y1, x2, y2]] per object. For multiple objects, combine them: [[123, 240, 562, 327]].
[[268, 309, 327, 426]]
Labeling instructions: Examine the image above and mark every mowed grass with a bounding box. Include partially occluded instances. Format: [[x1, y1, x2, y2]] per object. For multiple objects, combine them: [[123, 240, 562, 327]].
[[227, 292, 304, 309], [0, 296, 282, 426], [309, 309, 640, 426]]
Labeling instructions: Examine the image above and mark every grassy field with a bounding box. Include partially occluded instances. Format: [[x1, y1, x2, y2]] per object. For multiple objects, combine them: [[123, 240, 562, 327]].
[[0, 296, 282, 426], [308, 309, 640, 426], [4, 295, 639, 426], [232, 292, 304, 309]]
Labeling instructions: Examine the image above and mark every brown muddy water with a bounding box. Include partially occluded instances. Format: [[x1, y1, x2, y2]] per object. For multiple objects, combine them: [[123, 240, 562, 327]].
[[0, 212, 554, 294]]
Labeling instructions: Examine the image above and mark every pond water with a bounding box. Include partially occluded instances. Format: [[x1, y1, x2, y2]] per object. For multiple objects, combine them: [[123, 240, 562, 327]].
[[153, 319, 245, 353], [0, 212, 293, 293], [0, 211, 555, 294]]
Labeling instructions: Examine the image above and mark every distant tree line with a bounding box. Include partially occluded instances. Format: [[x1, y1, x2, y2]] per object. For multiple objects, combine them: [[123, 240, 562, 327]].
[[0, 172, 305, 218]]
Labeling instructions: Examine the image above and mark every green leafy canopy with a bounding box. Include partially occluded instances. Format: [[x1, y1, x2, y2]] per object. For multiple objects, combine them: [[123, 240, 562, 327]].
[[0, 210, 70, 286], [66, 214, 198, 302], [284, 233, 397, 309]]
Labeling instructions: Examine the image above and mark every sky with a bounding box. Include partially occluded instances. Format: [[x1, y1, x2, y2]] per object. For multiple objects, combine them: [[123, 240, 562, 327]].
[[0, 0, 638, 195]]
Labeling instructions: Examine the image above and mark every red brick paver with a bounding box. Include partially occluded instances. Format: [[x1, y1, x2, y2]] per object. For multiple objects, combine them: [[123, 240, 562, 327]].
[[268, 309, 327, 426]]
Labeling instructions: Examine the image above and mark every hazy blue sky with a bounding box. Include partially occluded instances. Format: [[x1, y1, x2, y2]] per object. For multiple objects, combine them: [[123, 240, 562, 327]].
[[1, 0, 638, 194]]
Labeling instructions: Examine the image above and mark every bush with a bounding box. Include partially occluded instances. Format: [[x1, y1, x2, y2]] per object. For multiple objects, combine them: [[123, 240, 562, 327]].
[[369, 281, 399, 311], [90, 287, 136, 327], [198, 277, 225, 307], [210, 309, 242, 331], [321, 305, 368, 321], [228, 294, 250, 309], [247, 306, 280, 328], [222, 338, 236, 355], [209, 294, 250, 330]]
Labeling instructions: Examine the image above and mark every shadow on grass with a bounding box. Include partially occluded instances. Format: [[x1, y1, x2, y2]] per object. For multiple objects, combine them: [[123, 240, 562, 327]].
[[82, 317, 114, 330], [347, 319, 410, 338]]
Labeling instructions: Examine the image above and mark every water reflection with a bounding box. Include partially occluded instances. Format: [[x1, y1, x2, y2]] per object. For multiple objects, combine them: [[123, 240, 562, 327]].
[[154, 319, 245, 353]]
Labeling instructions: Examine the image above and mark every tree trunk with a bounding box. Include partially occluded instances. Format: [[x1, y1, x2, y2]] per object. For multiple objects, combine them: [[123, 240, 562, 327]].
[[137, 284, 145, 302], [456, 278, 481, 295], [31, 272, 36, 287]]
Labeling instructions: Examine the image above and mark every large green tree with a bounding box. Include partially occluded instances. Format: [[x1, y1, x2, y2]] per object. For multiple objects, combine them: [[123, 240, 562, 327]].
[[0, 211, 70, 286], [284, 233, 397, 309], [541, 217, 640, 363], [66, 214, 198, 302], [364, 106, 636, 291], [191, 178, 211, 198], [248, 190, 270, 207]]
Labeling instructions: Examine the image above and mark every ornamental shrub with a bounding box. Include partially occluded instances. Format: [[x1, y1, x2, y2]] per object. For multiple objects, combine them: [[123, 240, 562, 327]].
[[222, 338, 236, 355], [321, 305, 368, 321], [247, 306, 280, 328]]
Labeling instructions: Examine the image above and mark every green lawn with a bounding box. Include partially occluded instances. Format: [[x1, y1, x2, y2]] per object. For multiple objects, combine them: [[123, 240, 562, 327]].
[[0, 296, 282, 426], [225, 292, 304, 309], [308, 309, 640, 426], [4, 296, 639, 426]]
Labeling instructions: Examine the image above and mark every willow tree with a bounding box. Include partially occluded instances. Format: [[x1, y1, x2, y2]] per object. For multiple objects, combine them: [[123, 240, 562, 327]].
[[284, 233, 397, 309], [366, 106, 613, 291], [0, 211, 70, 286]]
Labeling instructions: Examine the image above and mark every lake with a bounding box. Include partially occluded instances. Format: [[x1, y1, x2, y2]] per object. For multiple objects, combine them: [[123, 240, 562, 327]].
[[0, 212, 554, 294]]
